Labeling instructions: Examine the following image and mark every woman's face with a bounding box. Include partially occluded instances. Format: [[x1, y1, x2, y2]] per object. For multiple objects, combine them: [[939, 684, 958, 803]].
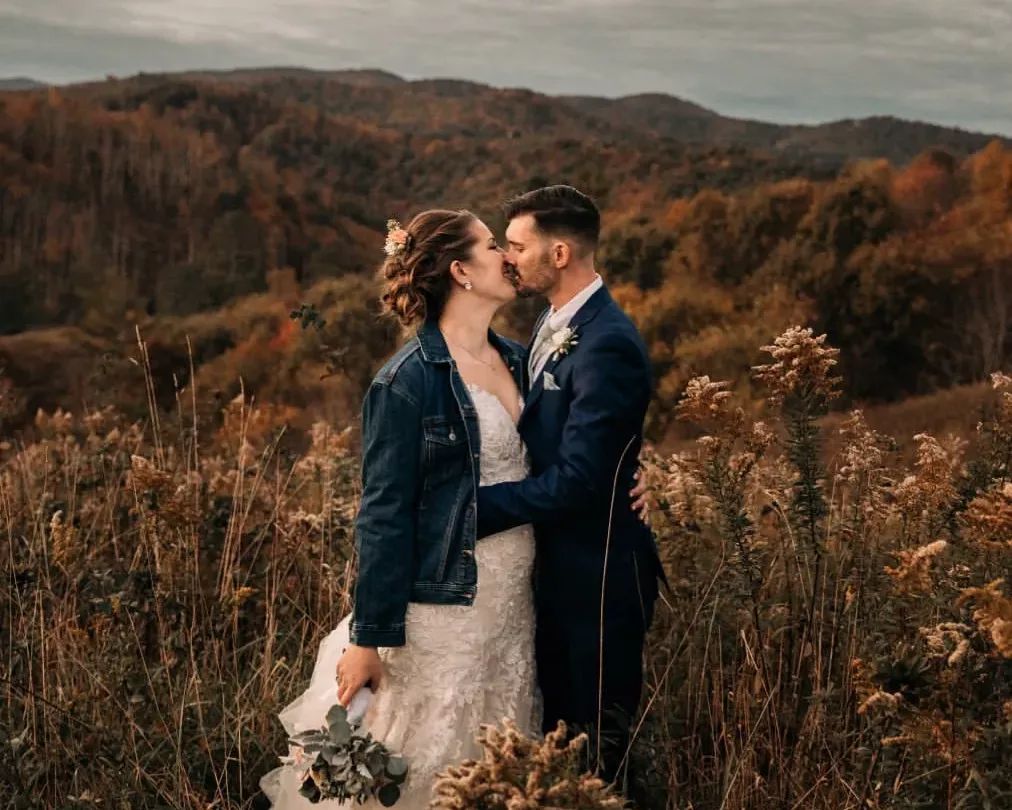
[[459, 218, 516, 305]]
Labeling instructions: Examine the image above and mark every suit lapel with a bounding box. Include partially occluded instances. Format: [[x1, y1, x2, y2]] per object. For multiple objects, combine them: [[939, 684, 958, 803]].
[[519, 286, 613, 428]]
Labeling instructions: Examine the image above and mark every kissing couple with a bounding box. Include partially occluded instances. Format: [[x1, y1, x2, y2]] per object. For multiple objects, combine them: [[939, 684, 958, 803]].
[[262, 185, 665, 809]]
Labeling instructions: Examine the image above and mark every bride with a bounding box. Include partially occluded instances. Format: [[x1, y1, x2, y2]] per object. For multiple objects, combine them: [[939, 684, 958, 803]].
[[261, 209, 540, 808]]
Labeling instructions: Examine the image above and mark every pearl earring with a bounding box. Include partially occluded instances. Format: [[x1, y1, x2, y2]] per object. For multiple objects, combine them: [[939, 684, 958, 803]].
[[464, 281, 473, 291]]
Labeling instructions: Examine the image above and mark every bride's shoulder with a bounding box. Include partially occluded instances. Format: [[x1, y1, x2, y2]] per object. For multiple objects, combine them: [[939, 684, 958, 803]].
[[372, 336, 424, 388]]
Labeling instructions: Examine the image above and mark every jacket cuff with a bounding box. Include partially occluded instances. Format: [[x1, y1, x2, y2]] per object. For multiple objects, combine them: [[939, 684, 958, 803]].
[[349, 622, 406, 648]]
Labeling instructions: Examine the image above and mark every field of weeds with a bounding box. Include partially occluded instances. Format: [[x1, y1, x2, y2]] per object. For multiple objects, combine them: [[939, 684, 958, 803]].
[[3, 327, 1011, 810]]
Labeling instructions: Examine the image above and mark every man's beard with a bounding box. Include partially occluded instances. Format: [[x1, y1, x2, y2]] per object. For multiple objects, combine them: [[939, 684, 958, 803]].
[[505, 258, 552, 299]]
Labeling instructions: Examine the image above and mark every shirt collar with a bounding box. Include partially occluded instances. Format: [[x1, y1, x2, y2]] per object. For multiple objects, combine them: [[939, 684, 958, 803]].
[[546, 274, 604, 332]]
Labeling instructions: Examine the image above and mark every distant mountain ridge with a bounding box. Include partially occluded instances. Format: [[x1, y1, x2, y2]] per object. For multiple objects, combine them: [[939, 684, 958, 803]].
[[0, 77, 47, 91], [5, 67, 1006, 164], [195, 68, 1011, 164], [188, 67, 1008, 164]]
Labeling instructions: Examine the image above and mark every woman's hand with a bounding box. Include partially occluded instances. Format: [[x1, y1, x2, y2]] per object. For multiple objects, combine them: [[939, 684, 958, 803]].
[[337, 644, 385, 706]]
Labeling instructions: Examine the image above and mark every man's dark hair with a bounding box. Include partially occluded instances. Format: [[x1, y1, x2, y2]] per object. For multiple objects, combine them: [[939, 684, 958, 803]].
[[503, 185, 600, 250]]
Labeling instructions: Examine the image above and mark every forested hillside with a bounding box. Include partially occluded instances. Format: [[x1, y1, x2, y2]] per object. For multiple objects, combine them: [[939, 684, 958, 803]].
[[1, 72, 1010, 437]]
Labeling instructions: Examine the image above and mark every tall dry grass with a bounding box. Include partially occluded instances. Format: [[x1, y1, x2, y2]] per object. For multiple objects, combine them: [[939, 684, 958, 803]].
[[2, 326, 1012, 810], [633, 328, 1012, 809], [1, 342, 360, 809]]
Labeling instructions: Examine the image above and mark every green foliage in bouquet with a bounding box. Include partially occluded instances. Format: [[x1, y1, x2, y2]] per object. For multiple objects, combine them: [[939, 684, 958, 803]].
[[287, 704, 408, 806]]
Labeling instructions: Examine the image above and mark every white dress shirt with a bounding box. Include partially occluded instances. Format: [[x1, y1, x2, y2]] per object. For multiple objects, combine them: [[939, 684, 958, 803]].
[[528, 274, 604, 382]]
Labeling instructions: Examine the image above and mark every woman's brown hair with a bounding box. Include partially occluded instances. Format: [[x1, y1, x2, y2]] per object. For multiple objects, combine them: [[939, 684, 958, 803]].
[[379, 209, 478, 327]]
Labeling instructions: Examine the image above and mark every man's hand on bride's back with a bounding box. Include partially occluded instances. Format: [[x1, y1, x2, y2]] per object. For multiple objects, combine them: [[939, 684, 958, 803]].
[[337, 644, 385, 705], [630, 469, 651, 524]]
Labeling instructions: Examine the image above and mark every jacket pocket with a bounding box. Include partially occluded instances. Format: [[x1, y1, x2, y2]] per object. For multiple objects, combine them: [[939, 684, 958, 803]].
[[422, 417, 468, 484], [423, 416, 465, 447]]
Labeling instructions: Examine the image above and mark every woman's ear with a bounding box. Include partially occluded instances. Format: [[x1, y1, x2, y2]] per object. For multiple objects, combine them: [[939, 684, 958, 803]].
[[449, 259, 470, 289]]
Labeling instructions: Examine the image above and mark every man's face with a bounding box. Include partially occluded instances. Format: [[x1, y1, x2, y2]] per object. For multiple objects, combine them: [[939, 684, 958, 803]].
[[503, 214, 559, 298]]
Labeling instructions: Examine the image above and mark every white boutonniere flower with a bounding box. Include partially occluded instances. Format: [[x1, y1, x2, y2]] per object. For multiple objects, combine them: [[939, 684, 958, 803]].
[[549, 326, 579, 361]]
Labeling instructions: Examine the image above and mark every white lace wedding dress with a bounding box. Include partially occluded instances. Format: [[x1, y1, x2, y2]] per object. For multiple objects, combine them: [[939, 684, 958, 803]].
[[261, 385, 540, 809]]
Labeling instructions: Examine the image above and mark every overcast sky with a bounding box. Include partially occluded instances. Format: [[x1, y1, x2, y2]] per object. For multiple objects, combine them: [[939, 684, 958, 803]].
[[1, 0, 1009, 135]]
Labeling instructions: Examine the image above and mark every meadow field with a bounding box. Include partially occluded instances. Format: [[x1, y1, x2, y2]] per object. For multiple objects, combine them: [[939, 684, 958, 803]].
[[3, 325, 1011, 810]]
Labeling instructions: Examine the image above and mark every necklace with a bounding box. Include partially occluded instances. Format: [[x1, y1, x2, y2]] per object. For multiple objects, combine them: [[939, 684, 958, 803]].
[[446, 339, 498, 370]]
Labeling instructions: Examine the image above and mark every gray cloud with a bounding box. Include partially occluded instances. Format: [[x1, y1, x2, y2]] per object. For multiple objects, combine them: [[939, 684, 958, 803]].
[[1, 0, 1009, 134]]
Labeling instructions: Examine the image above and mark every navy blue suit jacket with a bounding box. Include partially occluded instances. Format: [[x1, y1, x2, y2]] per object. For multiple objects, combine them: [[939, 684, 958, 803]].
[[477, 286, 662, 618]]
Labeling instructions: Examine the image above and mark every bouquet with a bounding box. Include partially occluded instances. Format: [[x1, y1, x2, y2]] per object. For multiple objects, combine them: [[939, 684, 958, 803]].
[[282, 694, 409, 806]]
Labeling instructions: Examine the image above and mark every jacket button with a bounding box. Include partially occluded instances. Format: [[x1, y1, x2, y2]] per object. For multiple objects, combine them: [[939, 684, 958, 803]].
[[449, 430, 456, 441], [462, 549, 473, 557]]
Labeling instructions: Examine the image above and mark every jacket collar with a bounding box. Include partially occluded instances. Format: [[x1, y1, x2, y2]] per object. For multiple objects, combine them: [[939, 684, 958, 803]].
[[566, 284, 612, 333], [416, 318, 524, 367], [417, 318, 452, 363]]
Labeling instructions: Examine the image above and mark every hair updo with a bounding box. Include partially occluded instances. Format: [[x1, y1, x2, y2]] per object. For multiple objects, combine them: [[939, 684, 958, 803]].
[[379, 209, 478, 327]]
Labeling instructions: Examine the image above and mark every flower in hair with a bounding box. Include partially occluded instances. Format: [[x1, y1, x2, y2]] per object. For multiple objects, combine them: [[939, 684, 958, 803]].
[[384, 219, 411, 257]]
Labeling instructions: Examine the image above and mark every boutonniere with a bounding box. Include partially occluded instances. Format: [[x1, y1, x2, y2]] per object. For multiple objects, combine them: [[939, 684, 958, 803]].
[[549, 326, 579, 361]]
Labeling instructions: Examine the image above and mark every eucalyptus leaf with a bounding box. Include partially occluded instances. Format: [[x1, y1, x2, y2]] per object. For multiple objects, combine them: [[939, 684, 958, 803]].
[[291, 730, 328, 748], [367, 752, 385, 774], [385, 756, 408, 782], [377, 783, 401, 807], [329, 721, 352, 746], [328, 751, 351, 768], [356, 763, 373, 781], [326, 704, 348, 727]]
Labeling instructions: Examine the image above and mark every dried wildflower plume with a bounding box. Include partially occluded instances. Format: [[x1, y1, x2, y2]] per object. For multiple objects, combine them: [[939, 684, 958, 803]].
[[962, 481, 1012, 550], [837, 410, 890, 486], [676, 375, 735, 425], [429, 720, 626, 810], [985, 371, 1012, 446], [752, 326, 841, 405], [919, 622, 973, 667], [636, 448, 715, 536], [892, 432, 964, 543], [669, 375, 777, 597], [834, 409, 893, 533], [884, 539, 949, 595], [958, 579, 1012, 658]]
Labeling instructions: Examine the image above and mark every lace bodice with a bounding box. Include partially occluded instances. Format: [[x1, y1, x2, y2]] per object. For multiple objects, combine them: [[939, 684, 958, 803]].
[[467, 384, 529, 486]]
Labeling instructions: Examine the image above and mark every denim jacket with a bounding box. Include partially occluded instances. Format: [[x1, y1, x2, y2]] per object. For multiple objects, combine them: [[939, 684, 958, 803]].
[[349, 319, 526, 647]]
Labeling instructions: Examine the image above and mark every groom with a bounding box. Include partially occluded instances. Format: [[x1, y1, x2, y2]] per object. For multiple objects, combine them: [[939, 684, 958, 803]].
[[477, 185, 663, 786]]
